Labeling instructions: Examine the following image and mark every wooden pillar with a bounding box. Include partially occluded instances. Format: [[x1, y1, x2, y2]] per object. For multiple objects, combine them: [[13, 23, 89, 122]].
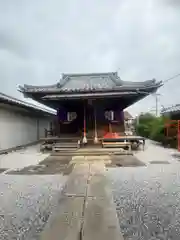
[[94, 104, 98, 143], [109, 123, 112, 133], [82, 101, 87, 144], [108, 111, 113, 133]]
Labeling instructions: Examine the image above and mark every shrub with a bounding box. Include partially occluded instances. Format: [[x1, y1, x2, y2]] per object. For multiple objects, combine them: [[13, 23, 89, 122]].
[[136, 113, 168, 143]]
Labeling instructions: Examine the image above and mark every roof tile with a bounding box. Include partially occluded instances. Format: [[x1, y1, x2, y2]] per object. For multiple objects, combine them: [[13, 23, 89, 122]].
[[19, 72, 162, 94]]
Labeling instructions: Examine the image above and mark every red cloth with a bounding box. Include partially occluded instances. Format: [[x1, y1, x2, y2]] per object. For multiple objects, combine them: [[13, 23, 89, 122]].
[[103, 132, 120, 139]]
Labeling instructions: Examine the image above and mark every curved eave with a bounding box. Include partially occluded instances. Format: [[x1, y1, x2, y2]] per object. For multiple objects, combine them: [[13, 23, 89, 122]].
[[41, 92, 149, 110], [18, 81, 162, 95], [42, 91, 140, 100]]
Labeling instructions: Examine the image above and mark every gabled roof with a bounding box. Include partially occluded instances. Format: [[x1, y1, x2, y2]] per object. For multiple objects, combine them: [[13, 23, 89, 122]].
[[19, 72, 162, 94]]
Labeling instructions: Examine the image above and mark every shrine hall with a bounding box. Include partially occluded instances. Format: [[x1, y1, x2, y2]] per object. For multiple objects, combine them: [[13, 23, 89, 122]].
[[19, 72, 162, 145]]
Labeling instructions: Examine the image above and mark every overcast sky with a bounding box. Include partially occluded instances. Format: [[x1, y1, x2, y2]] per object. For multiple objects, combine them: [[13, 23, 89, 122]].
[[0, 0, 180, 115]]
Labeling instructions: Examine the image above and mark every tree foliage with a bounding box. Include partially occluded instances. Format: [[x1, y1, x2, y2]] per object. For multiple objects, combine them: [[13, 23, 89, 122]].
[[135, 113, 178, 148], [136, 113, 167, 142]]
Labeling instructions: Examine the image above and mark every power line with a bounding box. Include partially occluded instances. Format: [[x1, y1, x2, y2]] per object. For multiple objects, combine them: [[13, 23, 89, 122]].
[[152, 73, 180, 115], [162, 73, 180, 84]]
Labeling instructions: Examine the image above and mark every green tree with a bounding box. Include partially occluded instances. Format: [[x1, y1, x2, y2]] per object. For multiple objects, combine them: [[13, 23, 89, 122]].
[[136, 113, 156, 137], [149, 116, 166, 142], [136, 113, 167, 141]]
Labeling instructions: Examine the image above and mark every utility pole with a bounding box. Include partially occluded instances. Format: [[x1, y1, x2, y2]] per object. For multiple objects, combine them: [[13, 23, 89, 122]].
[[153, 93, 161, 116], [155, 94, 158, 116]]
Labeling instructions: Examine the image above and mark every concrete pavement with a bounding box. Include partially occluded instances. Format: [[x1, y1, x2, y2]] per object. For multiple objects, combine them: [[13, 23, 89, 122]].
[[40, 157, 124, 240]]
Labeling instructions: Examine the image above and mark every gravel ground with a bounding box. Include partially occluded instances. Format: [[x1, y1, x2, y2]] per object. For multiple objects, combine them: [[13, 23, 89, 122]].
[[107, 140, 180, 240], [1, 141, 180, 239], [0, 174, 67, 240], [107, 161, 180, 240], [0, 145, 67, 239], [0, 144, 49, 171]]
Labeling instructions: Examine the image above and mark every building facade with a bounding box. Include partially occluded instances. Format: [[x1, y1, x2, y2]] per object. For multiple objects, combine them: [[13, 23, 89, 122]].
[[19, 72, 162, 143], [0, 92, 55, 151]]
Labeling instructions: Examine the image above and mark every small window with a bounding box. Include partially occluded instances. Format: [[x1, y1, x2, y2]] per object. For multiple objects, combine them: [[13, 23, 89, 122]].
[[104, 110, 114, 121], [67, 112, 77, 122]]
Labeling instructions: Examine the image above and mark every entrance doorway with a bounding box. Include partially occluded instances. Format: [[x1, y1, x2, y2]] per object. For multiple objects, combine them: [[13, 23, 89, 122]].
[[86, 104, 95, 139]]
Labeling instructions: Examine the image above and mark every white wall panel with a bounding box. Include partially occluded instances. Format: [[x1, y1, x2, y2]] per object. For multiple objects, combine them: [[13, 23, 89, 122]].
[[0, 107, 52, 150]]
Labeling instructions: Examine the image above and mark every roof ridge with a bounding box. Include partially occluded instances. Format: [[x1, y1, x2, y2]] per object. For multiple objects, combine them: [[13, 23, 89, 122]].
[[58, 72, 119, 89], [23, 83, 58, 89], [62, 72, 117, 78]]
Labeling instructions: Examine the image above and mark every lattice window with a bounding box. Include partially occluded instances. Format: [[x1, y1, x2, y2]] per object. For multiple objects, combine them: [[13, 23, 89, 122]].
[[104, 111, 114, 121], [67, 112, 77, 122]]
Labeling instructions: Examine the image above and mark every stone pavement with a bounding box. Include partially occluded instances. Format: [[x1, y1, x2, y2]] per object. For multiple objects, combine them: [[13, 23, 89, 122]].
[[40, 156, 124, 240]]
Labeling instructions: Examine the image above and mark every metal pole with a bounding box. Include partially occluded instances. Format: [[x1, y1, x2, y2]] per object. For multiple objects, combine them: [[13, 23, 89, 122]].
[[153, 93, 161, 117], [155, 94, 158, 116]]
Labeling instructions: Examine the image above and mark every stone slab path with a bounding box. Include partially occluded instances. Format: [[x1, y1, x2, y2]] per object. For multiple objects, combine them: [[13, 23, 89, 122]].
[[40, 156, 124, 240]]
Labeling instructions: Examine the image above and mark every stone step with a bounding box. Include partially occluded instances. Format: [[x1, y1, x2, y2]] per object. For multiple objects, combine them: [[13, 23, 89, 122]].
[[52, 141, 79, 152], [53, 144, 78, 147], [51, 150, 132, 156], [55, 142, 78, 146], [53, 147, 78, 151], [52, 148, 78, 152]]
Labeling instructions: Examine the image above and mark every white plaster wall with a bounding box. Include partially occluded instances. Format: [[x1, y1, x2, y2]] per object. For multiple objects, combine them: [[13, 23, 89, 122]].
[[0, 107, 51, 150], [39, 118, 50, 138]]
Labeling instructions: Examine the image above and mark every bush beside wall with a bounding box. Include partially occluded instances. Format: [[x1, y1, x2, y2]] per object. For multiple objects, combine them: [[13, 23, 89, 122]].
[[136, 113, 177, 148]]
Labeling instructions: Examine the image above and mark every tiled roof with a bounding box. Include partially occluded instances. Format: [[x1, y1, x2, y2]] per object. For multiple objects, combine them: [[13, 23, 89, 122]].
[[161, 104, 180, 114], [60, 73, 117, 91], [19, 72, 162, 93], [0, 92, 56, 115]]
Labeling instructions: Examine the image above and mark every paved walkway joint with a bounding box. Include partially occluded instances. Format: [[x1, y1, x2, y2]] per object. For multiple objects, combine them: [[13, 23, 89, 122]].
[[40, 156, 124, 240]]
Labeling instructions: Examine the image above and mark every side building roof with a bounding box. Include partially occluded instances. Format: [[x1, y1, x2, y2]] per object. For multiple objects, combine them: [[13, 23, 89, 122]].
[[0, 92, 56, 116], [161, 104, 180, 115], [124, 111, 133, 120]]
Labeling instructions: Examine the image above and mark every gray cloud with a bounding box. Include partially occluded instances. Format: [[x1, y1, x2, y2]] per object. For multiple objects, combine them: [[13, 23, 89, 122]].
[[161, 0, 180, 7], [0, 0, 180, 115]]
